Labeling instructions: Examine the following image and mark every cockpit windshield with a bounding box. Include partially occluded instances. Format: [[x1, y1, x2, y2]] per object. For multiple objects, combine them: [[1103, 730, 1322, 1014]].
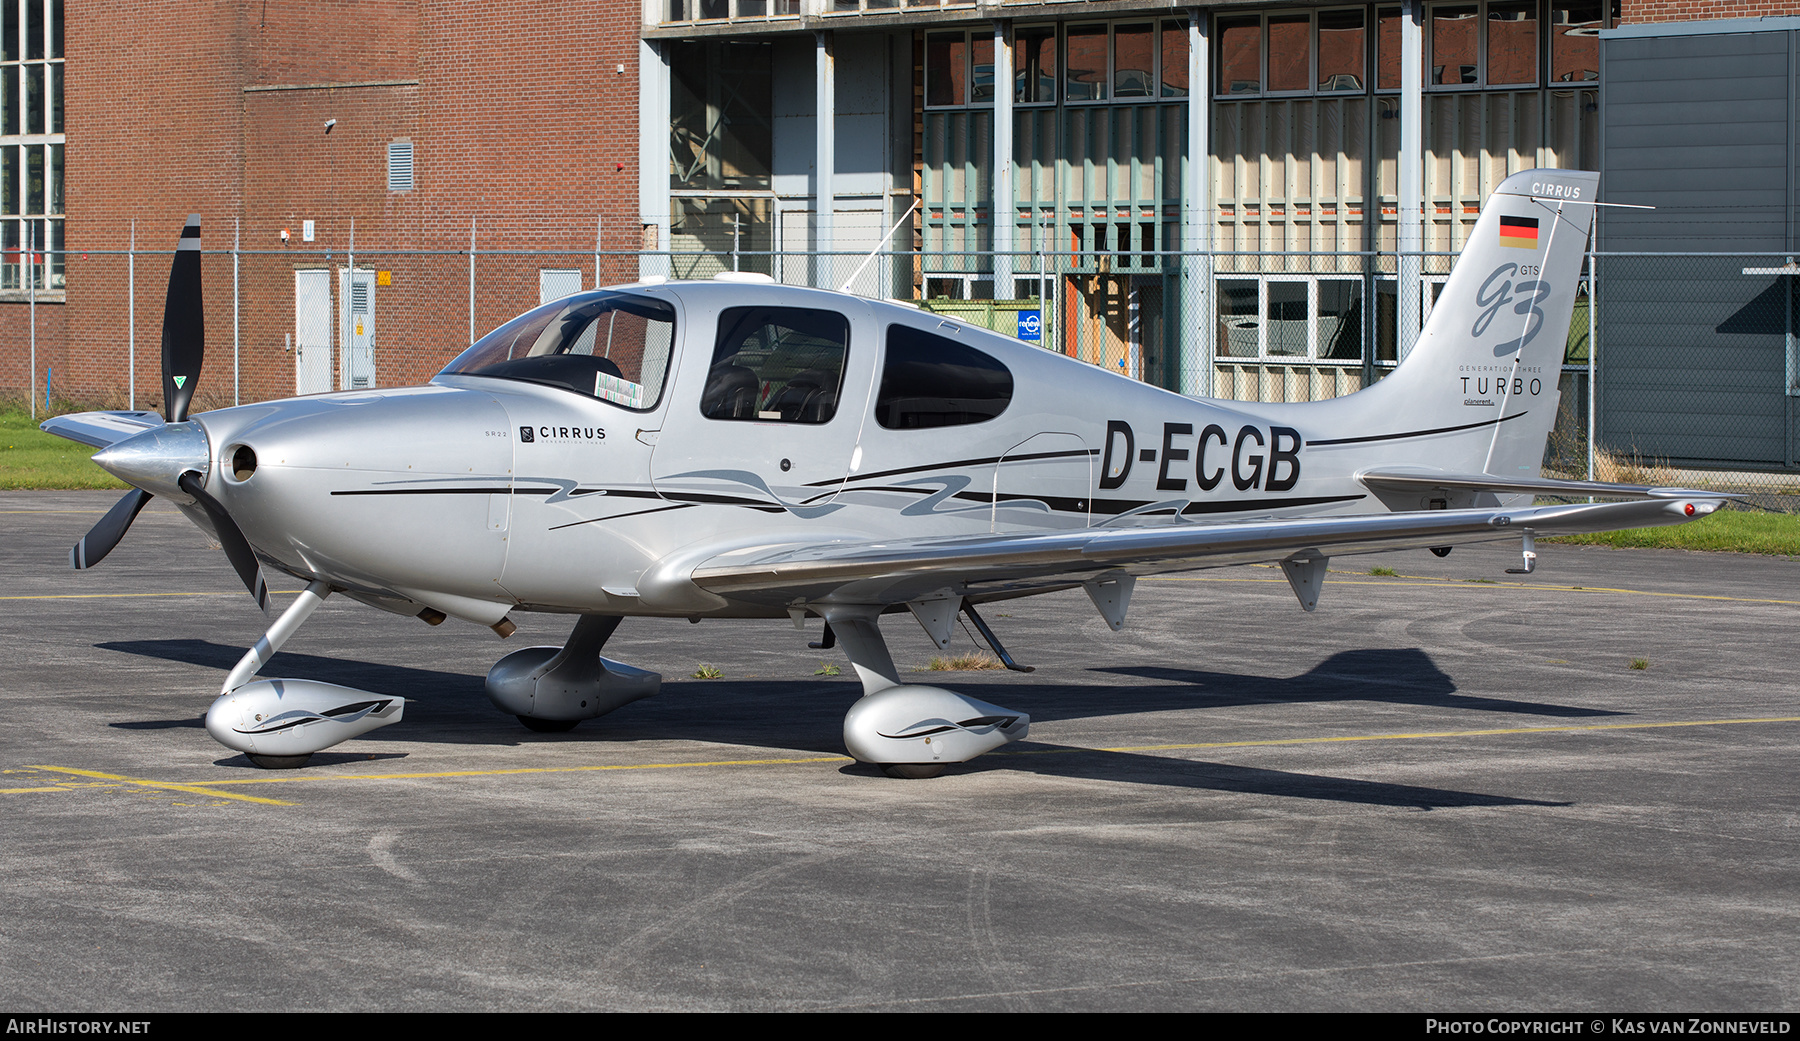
[[439, 290, 676, 411]]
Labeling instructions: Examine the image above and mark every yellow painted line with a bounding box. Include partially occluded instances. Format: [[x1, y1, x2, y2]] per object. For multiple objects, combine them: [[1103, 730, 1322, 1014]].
[[24, 765, 296, 806], [170, 754, 855, 787], [1, 591, 251, 601], [1144, 572, 1800, 606], [15, 716, 1789, 796], [1040, 715, 1800, 755], [0, 590, 304, 601]]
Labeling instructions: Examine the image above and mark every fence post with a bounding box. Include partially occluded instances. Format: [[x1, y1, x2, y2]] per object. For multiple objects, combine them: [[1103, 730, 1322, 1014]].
[[1396, 0, 1424, 362], [128, 219, 136, 410], [467, 216, 476, 347], [233, 217, 241, 406], [1587, 246, 1597, 483], [594, 216, 602, 291], [28, 221, 36, 419]]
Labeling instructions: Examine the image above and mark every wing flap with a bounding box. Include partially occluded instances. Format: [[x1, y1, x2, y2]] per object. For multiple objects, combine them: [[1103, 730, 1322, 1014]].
[[690, 497, 1723, 605]]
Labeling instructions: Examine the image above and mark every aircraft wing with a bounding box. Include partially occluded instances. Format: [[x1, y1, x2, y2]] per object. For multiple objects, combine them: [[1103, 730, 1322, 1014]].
[[40, 410, 166, 449], [685, 497, 1721, 608], [1359, 466, 1724, 502]]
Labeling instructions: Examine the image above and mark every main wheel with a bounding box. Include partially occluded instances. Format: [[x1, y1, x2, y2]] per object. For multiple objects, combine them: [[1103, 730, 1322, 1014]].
[[880, 763, 946, 779], [517, 715, 579, 733], [246, 753, 311, 770]]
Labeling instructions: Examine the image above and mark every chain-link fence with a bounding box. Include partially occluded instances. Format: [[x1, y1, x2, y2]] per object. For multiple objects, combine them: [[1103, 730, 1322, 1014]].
[[10, 229, 1799, 510]]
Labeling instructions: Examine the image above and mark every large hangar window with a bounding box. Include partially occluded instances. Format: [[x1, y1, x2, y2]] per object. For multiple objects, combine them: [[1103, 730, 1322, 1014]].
[[0, 0, 61, 294], [669, 40, 773, 277], [876, 324, 1013, 430]]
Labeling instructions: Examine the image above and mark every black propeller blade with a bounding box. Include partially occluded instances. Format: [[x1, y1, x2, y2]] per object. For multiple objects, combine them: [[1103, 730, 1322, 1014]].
[[69, 215, 207, 572], [161, 214, 204, 424], [70, 487, 153, 570], [178, 471, 268, 612]]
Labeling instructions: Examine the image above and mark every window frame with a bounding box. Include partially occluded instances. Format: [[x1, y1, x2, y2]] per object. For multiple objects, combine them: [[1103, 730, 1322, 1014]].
[[1424, 0, 1541, 92], [0, 0, 62, 295], [929, 20, 1188, 111], [661, 0, 800, 24], [1217, 275, 1368, 365], [1214, 8, 1371, 99]]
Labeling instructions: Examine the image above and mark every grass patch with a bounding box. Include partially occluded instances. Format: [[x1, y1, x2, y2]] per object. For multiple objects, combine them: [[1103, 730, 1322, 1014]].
[[691, 664, 723, 679], [1629, 658, 1650, 671], [1368, 565, 1399, 577], [1547, 510, 1800, 557], [0, 410, 126, 490], [927, 652, 1005, 672], [813, 661, 840, 676]]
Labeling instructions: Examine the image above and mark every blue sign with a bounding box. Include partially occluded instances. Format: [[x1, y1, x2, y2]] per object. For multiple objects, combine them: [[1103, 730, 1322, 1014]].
[[1017, 309, 1042, 342]]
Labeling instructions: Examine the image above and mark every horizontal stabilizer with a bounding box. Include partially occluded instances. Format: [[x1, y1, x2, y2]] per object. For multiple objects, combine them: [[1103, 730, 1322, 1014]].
[[1360, 466, 1728, 503], [40, 410, 166, 449]]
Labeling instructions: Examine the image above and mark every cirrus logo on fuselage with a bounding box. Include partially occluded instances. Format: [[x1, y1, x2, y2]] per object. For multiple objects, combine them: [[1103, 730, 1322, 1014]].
[[1098, 419, 1301, 493], [520, 424, 606, 444]]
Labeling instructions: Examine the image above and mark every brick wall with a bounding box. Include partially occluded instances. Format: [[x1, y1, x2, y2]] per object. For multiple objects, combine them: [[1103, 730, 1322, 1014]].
[[1621, 0, 1799, 24], [7, 2, 643, 410]]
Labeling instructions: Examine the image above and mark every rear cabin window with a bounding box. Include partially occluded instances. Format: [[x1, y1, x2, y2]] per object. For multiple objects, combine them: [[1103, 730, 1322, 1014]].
[[702, 306, 850, 424], [876, 324, 1014, 429]]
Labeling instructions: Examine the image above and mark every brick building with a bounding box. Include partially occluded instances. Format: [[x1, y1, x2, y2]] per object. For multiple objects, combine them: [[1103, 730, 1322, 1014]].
[[5, 1, 646, 413], [3, 1, 1795, 433]]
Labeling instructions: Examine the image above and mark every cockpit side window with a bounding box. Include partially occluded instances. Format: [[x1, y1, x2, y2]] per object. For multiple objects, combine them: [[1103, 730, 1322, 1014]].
[[702, 306, 849, 424], [876, 323, 1013, 429], [439, 291, 676, 411]]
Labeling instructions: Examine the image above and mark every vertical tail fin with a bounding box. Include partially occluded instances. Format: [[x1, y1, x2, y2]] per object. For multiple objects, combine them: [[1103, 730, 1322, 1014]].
[[1363, 169, 1597, 477]]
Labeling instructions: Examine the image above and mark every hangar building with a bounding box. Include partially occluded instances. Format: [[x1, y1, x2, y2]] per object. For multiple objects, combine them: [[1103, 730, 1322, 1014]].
[[4, 1, 1798, 477]]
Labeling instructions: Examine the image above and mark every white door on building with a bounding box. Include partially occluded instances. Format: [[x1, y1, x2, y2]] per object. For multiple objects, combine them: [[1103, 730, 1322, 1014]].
[[294, 269, 333, 395], [338, 267, 376, 389], [539, 268, 583, 305]]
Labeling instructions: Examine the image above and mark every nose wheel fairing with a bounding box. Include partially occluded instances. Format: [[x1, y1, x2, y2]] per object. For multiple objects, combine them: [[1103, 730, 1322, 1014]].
[[205, 581, 407, 767]]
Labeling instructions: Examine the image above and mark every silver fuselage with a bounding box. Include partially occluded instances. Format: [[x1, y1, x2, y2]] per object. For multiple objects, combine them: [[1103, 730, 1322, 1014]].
[[183, 279, 1551, 627]]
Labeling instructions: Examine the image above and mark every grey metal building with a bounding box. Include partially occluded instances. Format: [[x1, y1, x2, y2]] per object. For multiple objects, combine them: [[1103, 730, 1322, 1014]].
[[1598, 15, 1800, 473], [637, 0, 1612, 407]]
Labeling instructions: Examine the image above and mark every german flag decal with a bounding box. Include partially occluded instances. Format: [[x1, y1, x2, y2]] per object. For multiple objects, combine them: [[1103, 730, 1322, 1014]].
[[1499, 215, 1540, 250]]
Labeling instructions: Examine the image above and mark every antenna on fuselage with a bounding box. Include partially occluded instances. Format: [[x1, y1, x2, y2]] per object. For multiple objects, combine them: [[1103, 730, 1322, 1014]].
[[838, 199, 919, 296]]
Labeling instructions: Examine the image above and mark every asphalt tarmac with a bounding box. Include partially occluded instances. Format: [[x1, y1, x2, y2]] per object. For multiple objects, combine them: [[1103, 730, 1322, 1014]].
[[2, 490, 1796, 1011]]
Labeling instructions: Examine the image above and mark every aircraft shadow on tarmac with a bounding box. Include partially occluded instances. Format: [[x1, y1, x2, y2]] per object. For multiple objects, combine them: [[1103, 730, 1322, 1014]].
[[1089, 648, 1626, 719], [98, 639, 1579, 809]]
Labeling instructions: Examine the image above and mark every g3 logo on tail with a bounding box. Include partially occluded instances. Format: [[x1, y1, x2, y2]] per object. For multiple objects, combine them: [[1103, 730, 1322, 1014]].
[[1474, 263, 1551, 357]]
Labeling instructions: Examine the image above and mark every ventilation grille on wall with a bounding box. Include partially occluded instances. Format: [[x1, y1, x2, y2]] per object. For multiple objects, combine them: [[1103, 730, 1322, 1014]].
[[387, 141, 414, 192]]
